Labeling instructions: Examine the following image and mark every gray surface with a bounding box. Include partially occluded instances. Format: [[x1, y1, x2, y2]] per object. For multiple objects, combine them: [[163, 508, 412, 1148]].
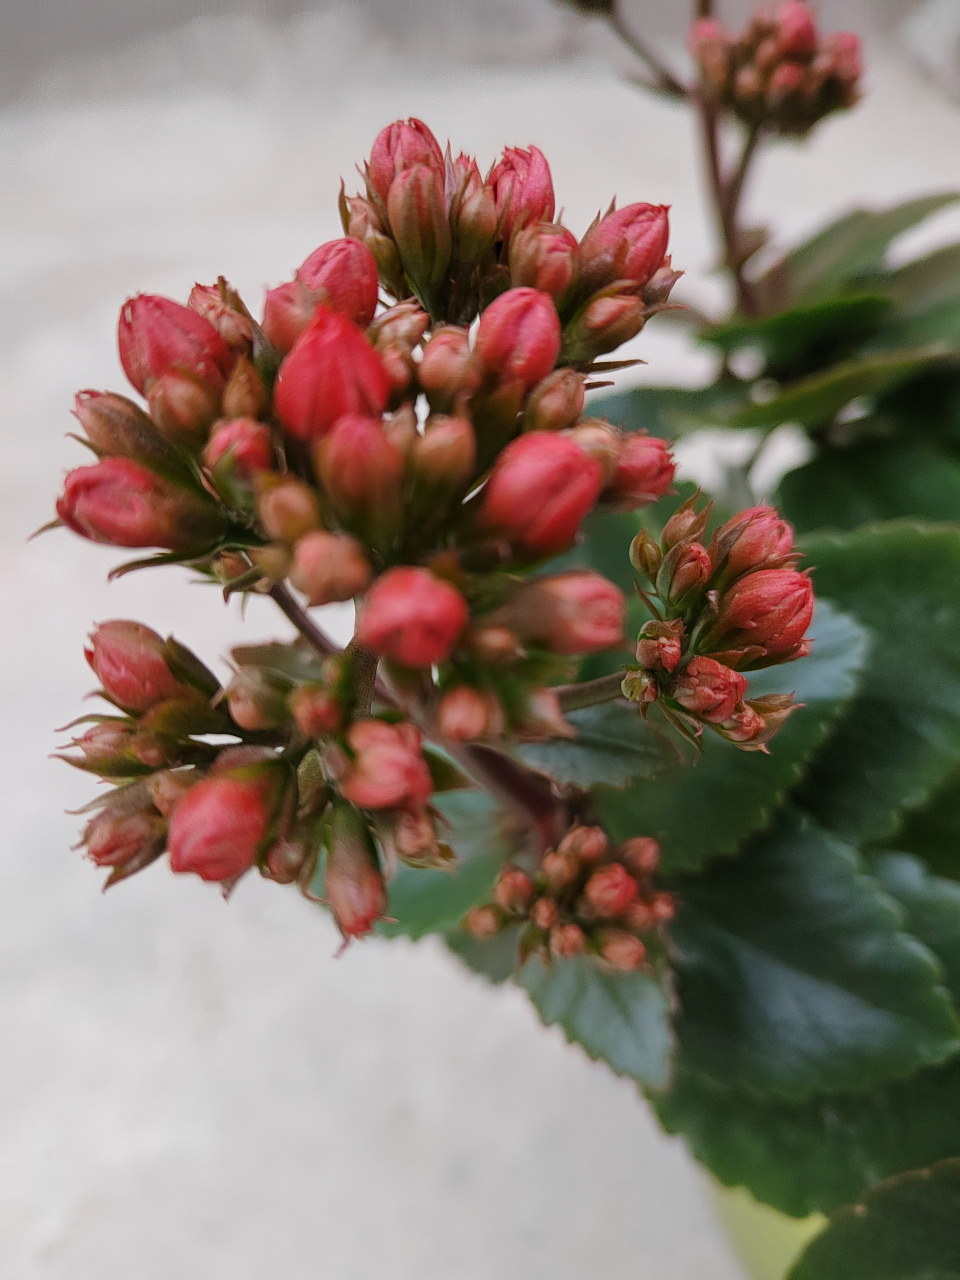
[[4, 9, 960, 1277]]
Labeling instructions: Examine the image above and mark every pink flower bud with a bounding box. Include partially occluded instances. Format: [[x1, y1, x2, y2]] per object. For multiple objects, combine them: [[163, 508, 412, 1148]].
[[315, 414, 404, 550], [688, 16, 727, 52], [558, 824, 609, 863], [503, 571, 625, 655], [465, 905, 503, 939], [550, 923, 587, 959], [777, 1, 817, 57], [717, 703, 767, 746], [579, 203, 670, 294], [368, 117, 444, 205], [562, 420, 621, 486], [223, 356, 268, 419], [257, 478, 320, 543], [542, 850, 580, 893], [450, 165, 498, 264], [168, 766, 283, 882], [657, 540, 712, 603], [563, 286, 649, 363], [531, 897, 559, 931], [635, 619, 684, 673], [84, 808, 167, 868], [288, 530, 372, 606], [203, 418, 274, 478], [523, 368, 585, 432], [619, 836, 661, 877], [410, 415, 477, 509], [57, 458, 223, 551], [767, 61, 805, 107], [148, 768, 199, 817], [289, 683, 344, 738], [418, 326, 482, 411], [606, 433, 675, 509], [340, 719, 433, 811], [510, 223, 579, 302], [708, 568, 814, 661], [62, 721, 164, 774], [437, 685, 504, 741], [488, 144, 555, 243], [494, 867, 536, 914], [261, 280, 318, 356], [824, 31, 862, 85], [226, 667, 292, 731], [273, 306, 389, 444], [709, 505, 796, 583], [621, 670, 659, 705], [479, 432, 602, 557], [582, 863, 639, 918], [671, 655, 748, 724], [356, 567, 469, 667], [118, 294, 234, 396], [187, 283, 254, 352], [596, 928, 647, 972], [474, 287, 561, 391], [298, 237, 379, 329], [86, 620, 195, 712], [387, 164, 452, 293], [146, 369, 221, 442]]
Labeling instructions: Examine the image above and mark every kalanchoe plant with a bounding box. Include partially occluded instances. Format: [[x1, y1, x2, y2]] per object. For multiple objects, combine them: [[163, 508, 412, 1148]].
[[48, 61, 960, 1280]]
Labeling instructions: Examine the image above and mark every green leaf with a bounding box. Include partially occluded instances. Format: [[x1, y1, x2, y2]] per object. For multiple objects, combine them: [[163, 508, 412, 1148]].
[[595, 602, 867, 873], [668, 808, 960, 1101], [518, 955, 674, 1090], [873, 852, 960, 1001], [895, 770, 960, 883], [871, 298, 960, 352], [788, 1159, 960, 1280], [730, 345, 956, 430], [377, 791, 516, 940], [588, 382, 748, 439], [654, 1057, 960, 1220], [705, 295, 892, 374], [799, 524, 960, 845], [878, 243, 960, 317], [230, 638, 326, 683], [515, 700, 678, 788], [778, 441, 960, 534], [770, 194, 960, 305], [445, 924, 524, 986]]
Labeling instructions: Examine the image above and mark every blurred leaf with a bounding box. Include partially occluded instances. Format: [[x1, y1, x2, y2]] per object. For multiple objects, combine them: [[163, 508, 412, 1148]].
[[778, 441, 960, 534], [871, 298, 960, 352], [788, 1159, 960, 1280], [668, 808, 960, 1102], [730, 345, 957, 430], [518, 955, 674, 1090], [231, 638, 326, 683], [705, 295, 892, 374], [445, 924, 524, 985], [515, 700, 678, 788], [874, 852, 960, 1000], [799, 525, 960, 846], [588, 382, 747, 439], [764, 194, 960, 306], [875, 242, 960, 316], [377, 791, 517, 940], [895, 770, 960, 883], [595, 602, 867, 873]]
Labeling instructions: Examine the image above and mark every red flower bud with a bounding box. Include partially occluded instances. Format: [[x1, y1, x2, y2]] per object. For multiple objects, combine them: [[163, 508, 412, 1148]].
[[118, 294, 234, 396], [261, 280, 318, 357], [709, 504, 796, 583], [325, 802, 389, 939], [767, 61, 805, 106], [57, 458, 223, 551], [579, 203, 670, 294], [566, 286, 650, 364], [357, 567, 469, 667], [523, 368, 585, 432], [387, 164, 452, 294], [226, 667, 292, 731], [707, 568, 814, 660], [203, 418, 274, 479], [437, 685, 504, 741], [289, 683, 344, 738], [541, 850, 580, 893], [635, 619, 684, 673], [168, 766, 283, 882], [298, 237, 379, 330], [502, 571, 625, 655], [450, 163, 498, 264], [596, 928, 647, 972], [474, 287, 561, 391], [410, 415, 477, 512], [619, 836, 660, 877], [146, 369, 221, 443], [582, 863, 639, 918], [187, 283, 254, 352], [606, 433, 675, 509], [557, 824, 609, 863], [671, 655, 748, 724], [257, 478, 320, 543], [494, 867, 535, 914], [86, 620, 195, 712], [273, 306, 389, 444], [418, 326, 482, 412], [657, 540, 712, 604], [550, 923, 587, 959], [531, 897, 560, 931], [315, 414, 404, 550], [367, 117, 443, 205], [340, 719, 432, 811], [777, 1, 817, 58], [563, 420, 621, 486], [148, 768, 199, 817], [510, 223, 579, 302], [717, 703, 767, 746], [823, 31, 862, 85], [288, 530, 372, 606], [84, 808, 167, 868], [465, 905, 503, 939], [479, 432, 602, 557], [488, 144, 555, 243]]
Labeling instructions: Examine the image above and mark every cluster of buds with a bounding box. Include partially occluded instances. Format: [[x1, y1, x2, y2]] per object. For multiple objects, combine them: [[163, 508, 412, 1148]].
[[623, 500, 814, 750], [59, 620, 462, 941], [690, 2, 862, 136], [464, 826, 673, 973]]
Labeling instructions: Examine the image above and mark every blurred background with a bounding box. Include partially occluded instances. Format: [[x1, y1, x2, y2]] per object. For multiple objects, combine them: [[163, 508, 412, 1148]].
[[4, 2, 960, 1277]]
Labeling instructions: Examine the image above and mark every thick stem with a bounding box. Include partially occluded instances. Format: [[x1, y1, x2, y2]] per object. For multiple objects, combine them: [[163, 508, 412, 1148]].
[[345, 639, 379, 718], [555, 671, 626, 713], [267, 582, 338, 657], [609, 3, 687, 99]]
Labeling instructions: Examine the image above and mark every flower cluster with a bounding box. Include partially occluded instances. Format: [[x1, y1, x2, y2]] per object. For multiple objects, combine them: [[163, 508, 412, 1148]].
[[53, 118, 687, 932], [622, 499, 814, 750], [464, 826, 672, 973], [690, 2, 862, 136]]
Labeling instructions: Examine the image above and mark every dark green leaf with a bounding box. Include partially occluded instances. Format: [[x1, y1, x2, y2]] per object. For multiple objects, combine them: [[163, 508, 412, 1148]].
[[730, 346, 956, 430], [595, 602, 867, 873], [515, 700, 678, 788], [377, 791, 516, 940], [788, 1159, 960, 1280], [778, 441, 960, 534], [669, 808, 960, 1101], [874, 853, 960, 1001], [876, 242, 960, 316], [800, 524, 960, 845], [445, 924, 524, 985], [588, 382, 747, 439], [705, 295, 892, 372], [518, 954, 674, 1089], [230, 638, 326, 683], [895, 770, 960, 882], [769, 194, 960, 305], [871, 298, 960, 352]]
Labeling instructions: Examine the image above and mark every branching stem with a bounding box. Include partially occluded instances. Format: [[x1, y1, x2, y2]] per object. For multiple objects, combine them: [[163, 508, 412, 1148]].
[[267, 582, 338, 656], [555, 671, 626, 712]]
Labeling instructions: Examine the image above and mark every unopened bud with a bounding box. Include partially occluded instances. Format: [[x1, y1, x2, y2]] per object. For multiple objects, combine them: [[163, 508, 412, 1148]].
[[465, 904, 503, 939], [368, 117, 444, 206], [777, 0, 817, 57], [168, 762, 286, 882], [475, 287, 561, 391], [510, 222, 578, 303], [340, 192, 405, 298], [227, 666, 292, 731], [541, 850, 580, 893], [387, 164, 452, 296], [450, 166, 498, 264], [470, 626, 526, 665], [709, 504, 796, 586], [494, 867, 536, 914], [561, 285, 648, 365], [437, 684, 504, 741], [596, 928, 647, 972], [557, 825, 608, 863], [340, 719, 433, 811], [288, 530, 372, 606], [582, 863, 639, 918], [500, 571, 625, 655], [298, 237, 380, 329], [222, 355, 269, 419], [118, 293, 234, 397], [262, 279, 319, 356], [147, 369, 220, 443], [635, 619, 684, 673], [661, 494, 711, 550], [562, 420, 622, 486], [289, 683, 344, 738], [670, 655, 747, 724], [84, 807, 166, 869], [410, 416, 477, 512], [488, 144, 555, 243], [204, 418, 274, 481], [257, 478, 320, 543], [356, 567, 469, 667], [550, 923, 587, 958], [656, 540, 712, 604], [315, 414, 404, 552], [72, 389, 194, 487], [628, 529, 662, 580], [531, 896, 560, 931], [188, 282, 254, 352], [369, 301, 431, 353], [578, 203, 670, 295], [619, 837, 660, 878], [325, 802, 387, 939], [418, 327, 482, 412], [148, 768, 199, 817], [522, 368, 585, 432], [621, 669, 659, 705], [703, 568, 814, 664], [86, 619, 197, 713], [605, 433, 675, 509], [264, 839, 310, 885]]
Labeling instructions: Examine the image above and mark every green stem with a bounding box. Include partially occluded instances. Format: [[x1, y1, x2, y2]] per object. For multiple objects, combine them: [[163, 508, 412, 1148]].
[[345, 639, 379, 718], [555, 671, 626, 713]]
